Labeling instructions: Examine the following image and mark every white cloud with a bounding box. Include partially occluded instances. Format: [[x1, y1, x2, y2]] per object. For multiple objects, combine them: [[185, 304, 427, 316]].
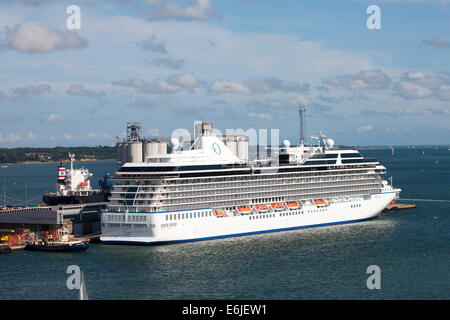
[[5, 20, 87, 53], [426, 108, 450, 116], [248, 96, 311, 109], [147, 0, 219, 21], [394, 81, 433, 99], [67, 84, 106, 100], [324, 69, 391, 90], [153, 58, 185, 70], [148, 128, 160, 136], [209, 80, 251, 94], [12, 83, 51, 100], [209, 77, 309, 95], [436, 85, 450, 101], [423, 37, 450, 48], [83, 15, 374, 84], [248, 112, 272, 120], [168, 72, 200, 88], [357, 125, 373, 133], [87, 132, 110, 139], [244, 78, 310, 94], [0, 133, 22, 143], [393, 71, 450, 100], [42, 113, 63, 123], [112, 72, 202, 94], [135, 35, 168, 53], [27, 131, 37, 140]]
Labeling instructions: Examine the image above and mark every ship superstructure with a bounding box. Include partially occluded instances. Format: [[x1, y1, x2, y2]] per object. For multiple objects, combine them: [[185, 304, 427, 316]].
[[43, 153, 110, 205], [101, 114, 400, 244]]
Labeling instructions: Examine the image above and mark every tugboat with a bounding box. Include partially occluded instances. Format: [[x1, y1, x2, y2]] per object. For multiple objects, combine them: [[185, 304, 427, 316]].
[[25, 227, 89, 252], [42, 153, 112, 205]]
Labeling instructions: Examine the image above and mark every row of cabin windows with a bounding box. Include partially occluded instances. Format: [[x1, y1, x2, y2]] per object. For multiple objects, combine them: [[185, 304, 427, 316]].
[[165, 210, 212, 221], [281, 210, 303, 216], [107, 215, 146, 222], [108, 215, 125, 222], [128, 215, 146, 222], [118, 169, 371, 186], [249, 207, 329, 219], [251, 197, 284, 204], [351, 203, 362, 208], [158, 188, 381, 212], [128, 174, 378, 193], [249, 214, 275, 220]]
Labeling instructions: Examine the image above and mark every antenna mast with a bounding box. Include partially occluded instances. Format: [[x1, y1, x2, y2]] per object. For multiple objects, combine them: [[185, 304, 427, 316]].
[[299, 107, 306, 147]]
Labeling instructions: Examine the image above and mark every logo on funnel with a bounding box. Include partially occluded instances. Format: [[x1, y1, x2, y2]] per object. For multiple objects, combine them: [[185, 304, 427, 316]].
[[212, 143, 221, 155]]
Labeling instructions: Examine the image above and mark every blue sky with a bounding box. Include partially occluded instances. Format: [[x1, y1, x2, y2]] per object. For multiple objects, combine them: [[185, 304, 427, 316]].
[[0, 0, 449, 147]]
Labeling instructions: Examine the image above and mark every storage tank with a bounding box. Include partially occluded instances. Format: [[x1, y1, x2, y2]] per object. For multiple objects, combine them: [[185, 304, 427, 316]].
[[128, 141, 143, 163], [237, 137, 249, 161], [143, 141, 159, 160], [158, 141, 167, 154], [226, 137, 237, 157], [121, 142, 129, 166], [116, 142, 124, 169], [150, 141, 159, 154]]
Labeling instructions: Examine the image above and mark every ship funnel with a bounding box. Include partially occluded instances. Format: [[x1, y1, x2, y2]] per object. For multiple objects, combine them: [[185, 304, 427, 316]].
[[57, 161, 66, 184]]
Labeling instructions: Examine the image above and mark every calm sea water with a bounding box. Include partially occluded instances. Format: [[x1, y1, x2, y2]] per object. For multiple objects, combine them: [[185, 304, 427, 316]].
[[0, 147, 449, 300]]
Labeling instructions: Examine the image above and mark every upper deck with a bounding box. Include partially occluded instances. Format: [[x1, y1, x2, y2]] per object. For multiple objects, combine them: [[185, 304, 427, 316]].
[[114, 133, 381, 177]]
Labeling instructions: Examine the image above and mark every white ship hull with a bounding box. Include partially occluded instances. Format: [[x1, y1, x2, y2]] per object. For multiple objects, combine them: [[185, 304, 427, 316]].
[[100, 191, 398, 245]]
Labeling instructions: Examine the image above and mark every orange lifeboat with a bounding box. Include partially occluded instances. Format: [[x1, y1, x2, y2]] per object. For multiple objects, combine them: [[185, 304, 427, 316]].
[[80, 181, 88, 187], [214, 209, 226, 217], [314, 199, 327, 206], [255, 204, 270, 213], [237, 206, 252, 214], [271, 203, 285, 211], [286, 201, 300, 209]]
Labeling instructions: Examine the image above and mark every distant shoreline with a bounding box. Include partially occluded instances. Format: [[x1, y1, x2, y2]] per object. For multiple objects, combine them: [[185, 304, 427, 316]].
[[1, 159, 116, 165], [0, 145, 116, 165]]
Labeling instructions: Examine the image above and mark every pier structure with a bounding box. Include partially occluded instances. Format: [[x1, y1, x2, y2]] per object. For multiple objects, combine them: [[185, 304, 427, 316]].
[[0, 202, 106, 236]]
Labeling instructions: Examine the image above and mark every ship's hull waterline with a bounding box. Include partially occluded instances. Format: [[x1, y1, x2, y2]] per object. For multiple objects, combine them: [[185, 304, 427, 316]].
[[100, 191, 397, 245]]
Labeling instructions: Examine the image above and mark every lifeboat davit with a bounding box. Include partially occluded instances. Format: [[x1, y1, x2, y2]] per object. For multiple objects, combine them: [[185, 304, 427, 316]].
[[237, 206, 252, 214], [271, 203, 285, 211], [255, 204, 270, 213], [286, 201, 300, 209], [214, 209, 226, 217]]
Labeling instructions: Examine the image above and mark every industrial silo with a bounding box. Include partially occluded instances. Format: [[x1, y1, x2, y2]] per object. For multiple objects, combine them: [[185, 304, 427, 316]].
[[121, 142, 129, 166], [237, 136, 249, 161], [128, 141, 143, 163], [143, 140, 159, 161], [116, 142, 124, 169], [150, 141, 159, 154], [226, 136, 237, 157], [158, 141, 167, 154], [143, 140, 149, 162]]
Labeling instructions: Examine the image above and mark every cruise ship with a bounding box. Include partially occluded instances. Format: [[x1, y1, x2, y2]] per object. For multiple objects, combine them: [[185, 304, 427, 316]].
[[100, 116, 400, 245]]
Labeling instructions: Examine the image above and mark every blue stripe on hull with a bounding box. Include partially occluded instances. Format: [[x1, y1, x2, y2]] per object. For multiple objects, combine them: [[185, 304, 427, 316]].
[[101, 215, 378, 245]]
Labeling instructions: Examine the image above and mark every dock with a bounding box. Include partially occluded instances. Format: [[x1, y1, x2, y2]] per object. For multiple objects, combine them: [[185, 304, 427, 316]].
[[383, 203, 416, 212], [0, 244, 25, 253], [80, 232, 102, 243]]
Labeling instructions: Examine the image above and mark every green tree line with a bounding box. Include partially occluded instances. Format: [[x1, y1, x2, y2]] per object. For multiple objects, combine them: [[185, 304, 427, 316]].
[[0, 146, 116, 163]]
